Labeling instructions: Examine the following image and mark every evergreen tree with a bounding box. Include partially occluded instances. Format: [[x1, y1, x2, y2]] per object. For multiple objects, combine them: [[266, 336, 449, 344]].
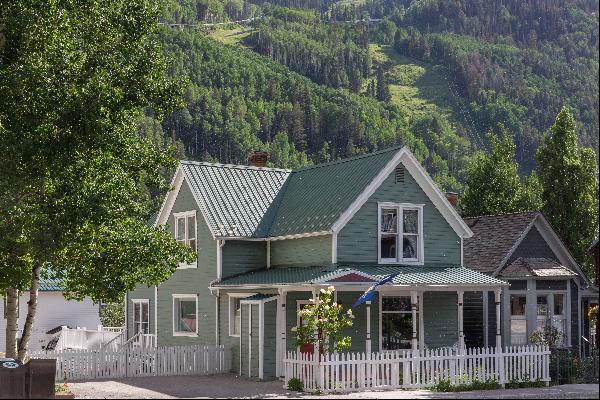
[[461, 126, 542, 217], [536, 107, 599, 274], [376, 65, 391, 102]]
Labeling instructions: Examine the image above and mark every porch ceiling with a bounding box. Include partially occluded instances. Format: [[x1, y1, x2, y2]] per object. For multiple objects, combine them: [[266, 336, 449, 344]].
[[212, 264, 508, 288]]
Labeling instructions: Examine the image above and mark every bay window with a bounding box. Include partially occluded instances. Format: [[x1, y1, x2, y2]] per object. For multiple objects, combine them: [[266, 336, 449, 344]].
[[378, 203, 423, 264]]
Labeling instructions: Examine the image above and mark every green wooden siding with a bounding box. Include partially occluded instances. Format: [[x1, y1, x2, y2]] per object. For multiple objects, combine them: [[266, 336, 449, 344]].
[[336, 292, 379, 353], [240, 303, 249, 377], [126, 285, 155, 339], [156, 180, 217, 346], [263, 300, 278, 380], [423, 291, 458, 348], [222, 240, 267, 278], [271, 235, 332, 267], [337, 166, 461, 265]]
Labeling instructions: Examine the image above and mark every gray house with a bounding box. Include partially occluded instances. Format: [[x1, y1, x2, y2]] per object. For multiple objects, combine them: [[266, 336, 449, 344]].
[[126, 147, 507, 380], [463, 212, 598, 353]]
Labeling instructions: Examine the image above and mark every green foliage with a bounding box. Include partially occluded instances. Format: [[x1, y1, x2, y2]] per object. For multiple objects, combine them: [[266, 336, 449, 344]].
[[287, 377, 304, 392], [292, 286, 354, 353], [461, 126, 542, 217], [100, 302, 125, 328], [432, 378, 501, 392], [505, 375, 545, 389], [530, 324, 565, 350], [536, 107, 599, 276], [0, 0, 194, 303]]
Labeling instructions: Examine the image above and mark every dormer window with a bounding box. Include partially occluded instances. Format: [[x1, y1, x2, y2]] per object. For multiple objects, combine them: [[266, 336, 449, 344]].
[[174, 211, 197, 268], [378, 203, 424, 265]]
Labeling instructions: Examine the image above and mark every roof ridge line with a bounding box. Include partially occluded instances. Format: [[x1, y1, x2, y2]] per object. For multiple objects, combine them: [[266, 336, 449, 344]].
[[290, 145, 404, 173], [463, 210, 540, 220], [180, 160, 291, 173]]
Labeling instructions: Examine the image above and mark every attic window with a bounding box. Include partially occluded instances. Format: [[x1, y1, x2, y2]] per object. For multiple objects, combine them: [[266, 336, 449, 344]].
[[395, 166, 405, 183]]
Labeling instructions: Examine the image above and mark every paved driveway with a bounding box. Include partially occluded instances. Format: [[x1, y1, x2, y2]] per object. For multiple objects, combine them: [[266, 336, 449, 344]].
[[69, 374, 599, 399]]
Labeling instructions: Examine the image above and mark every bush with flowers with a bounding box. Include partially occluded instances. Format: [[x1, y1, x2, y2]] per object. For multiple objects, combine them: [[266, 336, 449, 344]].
[[292, 286, 354, 353]]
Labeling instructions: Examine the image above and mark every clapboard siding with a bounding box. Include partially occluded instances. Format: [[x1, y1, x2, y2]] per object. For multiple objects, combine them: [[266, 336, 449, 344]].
[[155, 180, 217, 347], [222, 240, 267, 278], [487, 291, 497, 347], [423, 292, 458, 348], [337, 166, 461, 265], [0, 292, 101, 353], [263, 301, 278, 380], [271, 235, 332, 266], [336, 292, 379, 353], [507, 226, 558, 264]]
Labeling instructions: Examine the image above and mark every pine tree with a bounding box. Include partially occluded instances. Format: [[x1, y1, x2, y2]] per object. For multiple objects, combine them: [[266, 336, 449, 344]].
[[536, 106, 599, 274], [461, 126, 542, 217], [376, 65, 391, 102]]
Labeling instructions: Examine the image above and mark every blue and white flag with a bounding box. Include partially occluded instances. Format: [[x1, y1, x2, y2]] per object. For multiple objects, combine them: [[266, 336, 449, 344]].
[[352, 272, 399, 309]]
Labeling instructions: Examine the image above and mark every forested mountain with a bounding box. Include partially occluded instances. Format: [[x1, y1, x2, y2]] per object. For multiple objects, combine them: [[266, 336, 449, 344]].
[[156, 0, 598, 185]]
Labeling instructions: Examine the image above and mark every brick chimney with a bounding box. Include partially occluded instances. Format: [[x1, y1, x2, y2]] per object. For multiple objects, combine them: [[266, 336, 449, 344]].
[[445, 192, 458, 208], [248, 151, 268, 168]]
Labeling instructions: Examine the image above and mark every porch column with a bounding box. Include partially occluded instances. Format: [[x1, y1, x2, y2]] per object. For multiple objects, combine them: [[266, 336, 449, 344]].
[[278, 288, 287, 378], [457, 290, 465, 351], [494, 288, 502, 350], [411, 291, 418, 353], [312, 288, 319, 359], [366, 301, 372, 354]]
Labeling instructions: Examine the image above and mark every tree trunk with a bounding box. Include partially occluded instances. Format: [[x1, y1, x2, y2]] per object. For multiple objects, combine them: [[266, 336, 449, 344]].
[[4, 288, 19, 359], [17, 263, 42, 361]]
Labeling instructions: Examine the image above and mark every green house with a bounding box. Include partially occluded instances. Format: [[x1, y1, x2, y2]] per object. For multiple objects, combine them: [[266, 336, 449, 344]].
[[126, 146, 507, 380]]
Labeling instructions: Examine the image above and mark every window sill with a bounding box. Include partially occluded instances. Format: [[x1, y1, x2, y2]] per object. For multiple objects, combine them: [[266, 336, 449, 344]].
[[173, 332, 198, 337], [177, 262, 197, 270]]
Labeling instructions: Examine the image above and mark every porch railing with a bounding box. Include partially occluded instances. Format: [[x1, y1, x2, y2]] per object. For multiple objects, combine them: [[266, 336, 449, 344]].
[[283, 345, 550, 393]]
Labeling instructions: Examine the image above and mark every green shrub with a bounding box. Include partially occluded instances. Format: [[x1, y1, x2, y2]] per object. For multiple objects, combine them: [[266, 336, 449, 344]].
[[432, 378, 500, 392], [287, 377, 304, 392]]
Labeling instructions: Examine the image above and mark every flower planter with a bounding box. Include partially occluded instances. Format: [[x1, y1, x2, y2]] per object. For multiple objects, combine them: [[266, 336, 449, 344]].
[[55, 392, 75, 399]]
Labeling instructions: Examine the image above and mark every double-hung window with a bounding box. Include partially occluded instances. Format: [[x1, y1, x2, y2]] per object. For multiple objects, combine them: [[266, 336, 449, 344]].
[[378, 203, 423, 264], [132, 299, 149, 336], [173, 294, 198, 336], [174, 211, 197, 268]]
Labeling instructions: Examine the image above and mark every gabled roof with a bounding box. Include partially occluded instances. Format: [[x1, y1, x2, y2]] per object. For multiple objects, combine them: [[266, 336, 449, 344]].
[[463, 211, 538, 275], [268, 147, 400, 237], [155, 147, 473, 239], [463, 211, 591, 285], [181, 162, 289, 237], [212, 264, 507, 287]]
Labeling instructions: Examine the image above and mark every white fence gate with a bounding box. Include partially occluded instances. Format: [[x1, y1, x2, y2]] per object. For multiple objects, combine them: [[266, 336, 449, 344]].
[[30, 345, 231, 382], [284, 345, 550, 393]]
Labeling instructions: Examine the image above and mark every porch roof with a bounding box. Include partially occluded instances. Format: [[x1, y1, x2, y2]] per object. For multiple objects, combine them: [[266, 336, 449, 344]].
[[212, 264, 508, 288]]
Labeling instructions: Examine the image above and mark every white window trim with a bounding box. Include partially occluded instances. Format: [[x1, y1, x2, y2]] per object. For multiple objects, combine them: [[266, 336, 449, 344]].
[[377, 202, 424, 265], [172, 294, 199, 337], [379, 294, 422, 351], [228, 293, 255, 337], [174, 210, 198, 269], [131, 299, 150, 336]]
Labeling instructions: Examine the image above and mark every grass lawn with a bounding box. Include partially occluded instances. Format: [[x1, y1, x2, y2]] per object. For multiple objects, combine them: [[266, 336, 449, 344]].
[[208, 26, 253, 46]]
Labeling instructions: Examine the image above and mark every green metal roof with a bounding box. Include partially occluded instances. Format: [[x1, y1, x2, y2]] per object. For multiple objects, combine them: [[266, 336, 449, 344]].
[[213, 264, 507, 287], [181, 161, 290, 237], [179, 147, 401, 238], [39, 277, 61, 291], [268, 147, 401, 237]]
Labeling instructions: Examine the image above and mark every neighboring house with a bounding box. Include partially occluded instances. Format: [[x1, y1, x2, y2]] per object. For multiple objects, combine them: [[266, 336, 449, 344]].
[[126, 147, 507, 381], [0, 278, 102, 353], [586, 239, 599, 351], [463, 212, 599, 354]]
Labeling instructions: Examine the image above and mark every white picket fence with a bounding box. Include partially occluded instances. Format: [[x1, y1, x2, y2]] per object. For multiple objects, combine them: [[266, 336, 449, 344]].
[[283, 345, 550, 393], [30, 344, 231, 382]]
